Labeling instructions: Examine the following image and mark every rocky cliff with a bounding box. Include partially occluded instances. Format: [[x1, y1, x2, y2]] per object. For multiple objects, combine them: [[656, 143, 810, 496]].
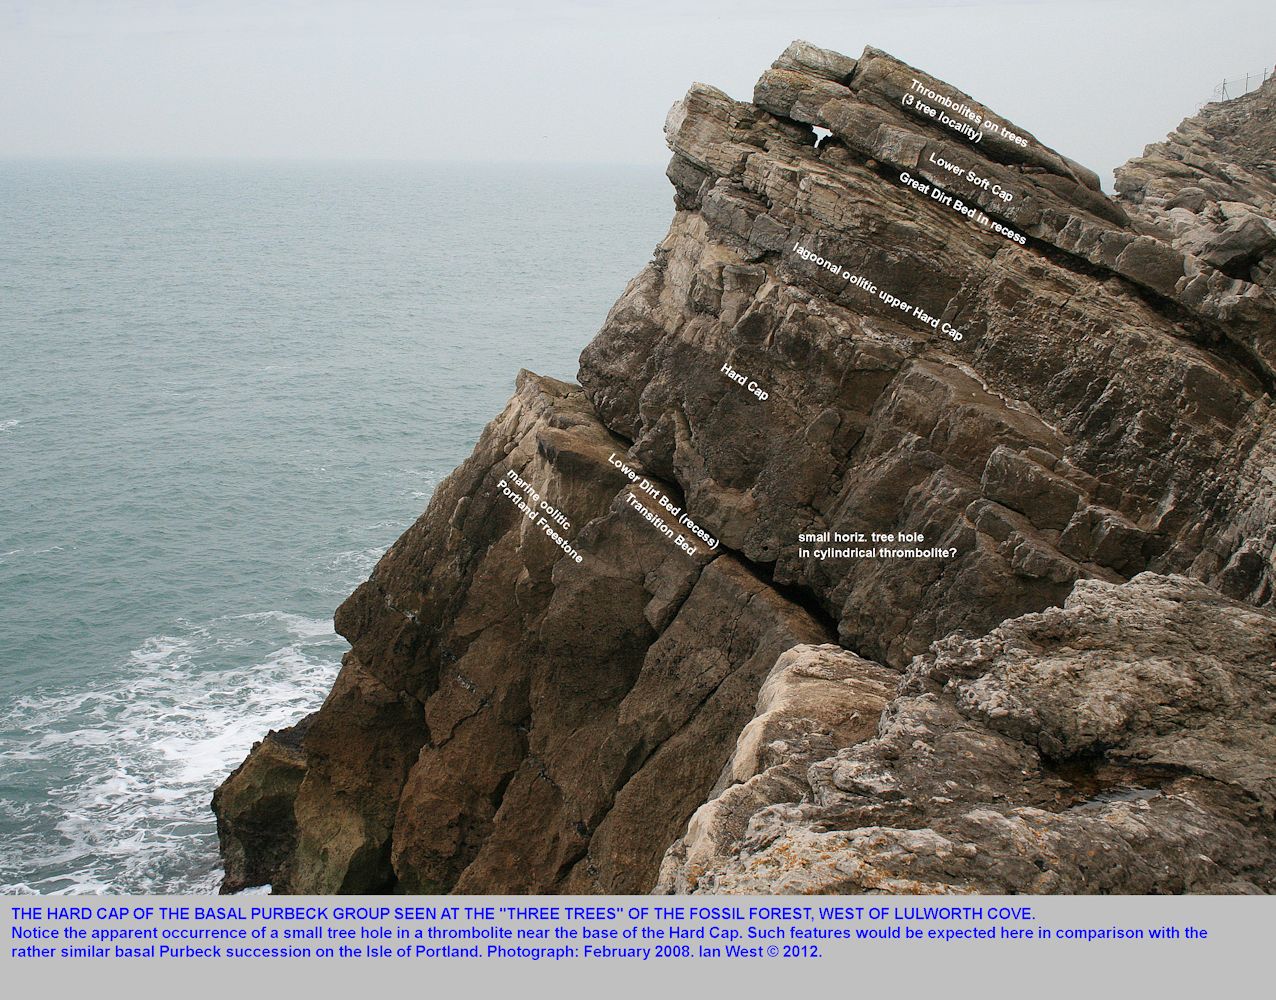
[[214, 42, 1276, 895]]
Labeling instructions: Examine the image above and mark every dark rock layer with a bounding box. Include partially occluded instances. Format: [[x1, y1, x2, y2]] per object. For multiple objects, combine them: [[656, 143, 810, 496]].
[[215, 41, 1276, 895]]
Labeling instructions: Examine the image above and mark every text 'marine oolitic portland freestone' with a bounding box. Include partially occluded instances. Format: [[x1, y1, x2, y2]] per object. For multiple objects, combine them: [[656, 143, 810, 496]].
[[215, 40, 1276, 896]]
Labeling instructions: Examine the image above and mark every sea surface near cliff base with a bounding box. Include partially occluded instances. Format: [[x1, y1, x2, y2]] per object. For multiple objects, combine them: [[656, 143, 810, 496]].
[[0, 160, 670, 893]]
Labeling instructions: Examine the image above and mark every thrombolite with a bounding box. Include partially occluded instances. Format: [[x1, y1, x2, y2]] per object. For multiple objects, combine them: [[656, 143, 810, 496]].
[[215, 41, 1276, 895]]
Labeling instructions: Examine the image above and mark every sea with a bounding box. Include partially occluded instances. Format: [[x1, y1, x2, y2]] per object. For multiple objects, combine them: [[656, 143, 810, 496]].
[[0, 160, 671, 894]]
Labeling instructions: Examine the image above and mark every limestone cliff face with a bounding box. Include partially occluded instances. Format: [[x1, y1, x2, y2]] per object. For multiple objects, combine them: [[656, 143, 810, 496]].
[[214, 42, 1276, 895]]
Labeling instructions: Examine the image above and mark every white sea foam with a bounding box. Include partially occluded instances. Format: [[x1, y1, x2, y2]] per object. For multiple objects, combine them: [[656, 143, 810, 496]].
[[327, 545, 386, 581], [0, 610, 345, 894], [0, 544, 64, 566], [0, 419, 20, 433], [398, 469, 438, 505], [224, 610, 335, 639], [0, 514, 394, 894]]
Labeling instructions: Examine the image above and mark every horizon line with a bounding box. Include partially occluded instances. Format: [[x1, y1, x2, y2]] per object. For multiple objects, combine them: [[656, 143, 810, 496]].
[[0, 153, 669, 168]]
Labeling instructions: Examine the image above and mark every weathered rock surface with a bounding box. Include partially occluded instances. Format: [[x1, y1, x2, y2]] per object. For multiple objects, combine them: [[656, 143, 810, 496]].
[[215, 41, 1276, 895], [213, 719, 310, 894], [658, 574, 1276, 894], [657, 643, 898, 893], [217, 372, 830, 893]]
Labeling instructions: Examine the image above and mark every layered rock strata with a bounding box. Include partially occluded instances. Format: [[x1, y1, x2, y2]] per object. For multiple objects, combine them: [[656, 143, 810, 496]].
[[658, 574, 1276, 893], [216, 41, 1276, 895]]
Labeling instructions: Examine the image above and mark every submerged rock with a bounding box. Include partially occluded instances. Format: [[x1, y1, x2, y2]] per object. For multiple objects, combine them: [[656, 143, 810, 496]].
[[215, 42, 1276, 895]]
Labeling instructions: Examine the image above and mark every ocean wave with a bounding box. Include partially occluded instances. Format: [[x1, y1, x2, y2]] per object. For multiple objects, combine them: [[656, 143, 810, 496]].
[[0, 419, 20, 434], [220, 610, 336, 640], [396, 468, 438, 502], [0, 544, 66, 566], [327, 545, 386, 582], [0, 613, 344, 895]]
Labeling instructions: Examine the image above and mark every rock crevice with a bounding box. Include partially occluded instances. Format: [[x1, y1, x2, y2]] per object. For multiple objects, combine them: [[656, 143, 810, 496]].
[[215, 41, 1276, 895]]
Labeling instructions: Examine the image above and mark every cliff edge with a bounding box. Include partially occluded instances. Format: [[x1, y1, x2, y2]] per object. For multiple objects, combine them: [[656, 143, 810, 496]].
[[214, 42, 1276, 894]]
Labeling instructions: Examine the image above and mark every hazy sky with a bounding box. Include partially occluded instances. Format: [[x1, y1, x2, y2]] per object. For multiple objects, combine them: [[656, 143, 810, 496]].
[[3, 0, 1275, 183]]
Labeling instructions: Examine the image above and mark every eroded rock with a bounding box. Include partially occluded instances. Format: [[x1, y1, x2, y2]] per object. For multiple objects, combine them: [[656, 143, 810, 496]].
[[215, 41, 1276, 896], [662, 574, 1276, 894]]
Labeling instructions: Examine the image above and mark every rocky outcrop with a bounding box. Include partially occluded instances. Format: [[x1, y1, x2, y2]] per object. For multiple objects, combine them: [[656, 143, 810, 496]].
[[658, 574, 1276, 893], [214, 720, 309, 894], [215, 40, 1276, 895], [217, 373, 830, 893]]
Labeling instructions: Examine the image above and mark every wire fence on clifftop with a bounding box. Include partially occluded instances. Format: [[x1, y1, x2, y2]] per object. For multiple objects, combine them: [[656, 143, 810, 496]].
[[1199, 68, 1273, 108]]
